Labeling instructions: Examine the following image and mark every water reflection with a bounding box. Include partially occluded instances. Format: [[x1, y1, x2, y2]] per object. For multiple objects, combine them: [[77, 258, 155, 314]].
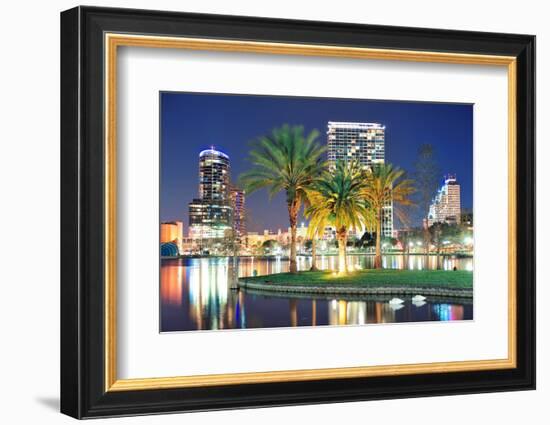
[[160, 255, 473, 332]]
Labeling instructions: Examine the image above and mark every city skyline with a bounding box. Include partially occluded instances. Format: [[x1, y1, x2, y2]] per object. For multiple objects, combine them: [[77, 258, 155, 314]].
[[161, 92, 473, 232]]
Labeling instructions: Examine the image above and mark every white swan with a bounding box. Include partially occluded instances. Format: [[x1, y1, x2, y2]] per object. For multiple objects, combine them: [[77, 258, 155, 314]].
[[412, 295, 426, 302], [389, 303, 405, 311], [412, 300, 426, 307], [388, 298, 404, 305]]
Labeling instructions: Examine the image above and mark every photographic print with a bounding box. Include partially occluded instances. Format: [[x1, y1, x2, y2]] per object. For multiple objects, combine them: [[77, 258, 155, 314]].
[[61, 9, 535, 417], [160, 92, 474, 332]]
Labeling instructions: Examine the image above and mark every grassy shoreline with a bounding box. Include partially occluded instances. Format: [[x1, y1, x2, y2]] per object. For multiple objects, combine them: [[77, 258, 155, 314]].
[[240, 269, 473, 290]]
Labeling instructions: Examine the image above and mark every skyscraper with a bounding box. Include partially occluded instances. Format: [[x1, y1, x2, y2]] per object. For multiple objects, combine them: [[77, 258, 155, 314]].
[[188, 148, 233, 240], [327, 121, 385, 169], [427, 175, 461, 226], [229, 184, 246, 240], [326, 121, 393, 237]]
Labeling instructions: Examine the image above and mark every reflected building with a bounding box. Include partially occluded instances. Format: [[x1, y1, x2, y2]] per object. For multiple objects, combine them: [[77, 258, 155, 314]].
[[183, 257, 247, 330], [160, 261, 184, 306], [327, 300, 397, 325], [160, 256, 472, 332], [432, 304, 464, 321]]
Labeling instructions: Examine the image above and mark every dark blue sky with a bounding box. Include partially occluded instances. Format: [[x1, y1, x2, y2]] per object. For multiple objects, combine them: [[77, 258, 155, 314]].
[[160, 92, 472, 232]]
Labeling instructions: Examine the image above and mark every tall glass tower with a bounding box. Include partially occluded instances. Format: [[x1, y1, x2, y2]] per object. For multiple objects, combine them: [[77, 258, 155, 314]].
[[188, 148, 233, 240], [327, 121, 393, 237]]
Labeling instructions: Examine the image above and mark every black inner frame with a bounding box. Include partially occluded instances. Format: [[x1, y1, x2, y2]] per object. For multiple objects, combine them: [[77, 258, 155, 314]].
[[60, 6, 535, 419]]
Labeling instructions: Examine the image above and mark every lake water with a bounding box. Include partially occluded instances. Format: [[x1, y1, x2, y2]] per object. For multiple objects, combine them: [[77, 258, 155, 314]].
[[160, 255, 473, 332]]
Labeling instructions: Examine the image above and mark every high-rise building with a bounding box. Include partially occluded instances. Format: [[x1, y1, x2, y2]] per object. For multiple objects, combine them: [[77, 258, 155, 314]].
[[198, 148, 230, 202], [188, 148, 233, 240], [326, 121, 392, 237], [427, 175, 461, 226], [229, 184, 246, 240], [327, 121, 385, 169]]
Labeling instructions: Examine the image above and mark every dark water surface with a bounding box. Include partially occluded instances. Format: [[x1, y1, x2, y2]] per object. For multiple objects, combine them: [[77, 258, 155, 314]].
[[160, 255, 473, 332]]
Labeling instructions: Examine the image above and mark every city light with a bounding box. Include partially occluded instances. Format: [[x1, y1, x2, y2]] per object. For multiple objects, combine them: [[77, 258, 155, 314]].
[[160, 107, 474, 332]]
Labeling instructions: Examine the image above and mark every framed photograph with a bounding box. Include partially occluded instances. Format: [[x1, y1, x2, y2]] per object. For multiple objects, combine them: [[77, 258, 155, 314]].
[[60, 6, 535, 419]]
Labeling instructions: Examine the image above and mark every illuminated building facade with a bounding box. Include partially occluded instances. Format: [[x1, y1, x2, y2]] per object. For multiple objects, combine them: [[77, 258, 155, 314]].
[[327, 121, 386, 168], [160, 220, 184, 253], [427, 175, 462, 226], [326, 121, 393, 237], [229, 184, 246, 240], [188, 148, 233, 240]]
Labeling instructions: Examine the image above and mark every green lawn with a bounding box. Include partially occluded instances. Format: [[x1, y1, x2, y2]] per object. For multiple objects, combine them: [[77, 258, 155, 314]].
[[241, 269, 473, 289]]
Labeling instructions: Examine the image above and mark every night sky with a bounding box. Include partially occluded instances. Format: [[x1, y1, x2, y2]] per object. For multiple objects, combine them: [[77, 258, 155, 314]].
[[160, 92, 473, 232]]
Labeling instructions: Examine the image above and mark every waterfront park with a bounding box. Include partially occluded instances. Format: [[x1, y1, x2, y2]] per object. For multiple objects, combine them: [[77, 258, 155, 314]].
[[235, 125, 473, 300], [160, 102, 474, 330]]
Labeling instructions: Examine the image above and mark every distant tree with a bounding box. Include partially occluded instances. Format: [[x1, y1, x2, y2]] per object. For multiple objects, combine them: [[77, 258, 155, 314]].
[[304, 190, 325, 271], [358, 231, 375, 248], [362, 164, 416, 269], [461, 208, 474, 226], [388, 237, 399, 247], [397, 227, 424, 255], [414, 144, 441, 255], [261, 239, 279, 254], [429, 223, 462, 268], [397, 230, 412, 255]]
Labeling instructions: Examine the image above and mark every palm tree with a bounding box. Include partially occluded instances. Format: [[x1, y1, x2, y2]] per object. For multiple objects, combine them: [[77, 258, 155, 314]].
[[239, 125, 326, 273], [362, 164, 416, 269], [305, 161, 373, 275]]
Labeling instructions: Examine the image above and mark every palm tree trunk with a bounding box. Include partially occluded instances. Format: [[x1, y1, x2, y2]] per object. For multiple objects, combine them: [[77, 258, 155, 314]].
[[336, 227, 348, 275], [288, 200, 299, 273], [310, 236, 318, 271], [374, 208, 382, 269], [435, 225, 442, 270], [423, 220, 430, 262]]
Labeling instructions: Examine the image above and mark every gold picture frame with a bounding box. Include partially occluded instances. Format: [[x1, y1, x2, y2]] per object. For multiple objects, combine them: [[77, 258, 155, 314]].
[[104, 33, 517, 392], [61, 7, 534, 418]]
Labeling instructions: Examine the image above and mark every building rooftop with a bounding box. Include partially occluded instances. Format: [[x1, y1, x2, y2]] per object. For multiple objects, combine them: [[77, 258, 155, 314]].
[[199, 147, 229, 159], [327, 121, 385, 129]]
